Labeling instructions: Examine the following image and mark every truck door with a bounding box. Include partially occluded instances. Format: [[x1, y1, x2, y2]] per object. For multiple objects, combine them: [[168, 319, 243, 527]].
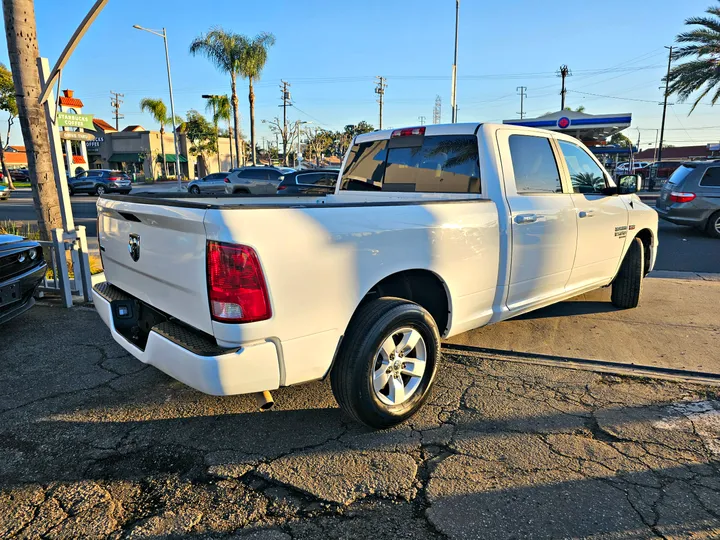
[[556, 139, 628, 288], [498, 132, 578, 311]]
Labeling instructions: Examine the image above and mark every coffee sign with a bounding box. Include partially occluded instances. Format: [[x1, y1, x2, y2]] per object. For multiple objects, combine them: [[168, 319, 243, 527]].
[[57, 112, 94, 130]]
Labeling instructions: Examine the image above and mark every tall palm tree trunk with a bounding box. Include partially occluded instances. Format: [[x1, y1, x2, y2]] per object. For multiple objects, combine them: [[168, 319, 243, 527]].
[[231, 74, 242, 166], [3, 0, 61, 240], [228, 123, 234, 168], [159, 125, 168, 178], [249, 77, 257, 165]]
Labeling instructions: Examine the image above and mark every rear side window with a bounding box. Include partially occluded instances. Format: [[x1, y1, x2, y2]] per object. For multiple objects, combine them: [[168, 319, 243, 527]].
[[267, 170, 282, 181], [341, 140, 387, 190], [700, 167, 720, 187], [340, 135, 480, 193], [296, 173, 323, 185], [508, 135, 563, 193], [667, 164, 695, 186]]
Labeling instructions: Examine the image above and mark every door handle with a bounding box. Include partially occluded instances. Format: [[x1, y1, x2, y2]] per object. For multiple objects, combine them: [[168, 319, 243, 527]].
[[515, 214, 538, 224], [578, 210, 595, 218]]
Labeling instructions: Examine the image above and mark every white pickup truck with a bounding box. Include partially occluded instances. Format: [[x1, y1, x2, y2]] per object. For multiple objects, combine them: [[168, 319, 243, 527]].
[[93, 123, 658, 428]]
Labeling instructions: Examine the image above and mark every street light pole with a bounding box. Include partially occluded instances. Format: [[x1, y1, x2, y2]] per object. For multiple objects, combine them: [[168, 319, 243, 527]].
[[451, 0, 460, 123], [133, 25, 182, 191]]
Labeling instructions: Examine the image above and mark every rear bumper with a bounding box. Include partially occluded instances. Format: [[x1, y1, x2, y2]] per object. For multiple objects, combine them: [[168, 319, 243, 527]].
[[92, 283, 280, 396], [655, 206, 707, 226]]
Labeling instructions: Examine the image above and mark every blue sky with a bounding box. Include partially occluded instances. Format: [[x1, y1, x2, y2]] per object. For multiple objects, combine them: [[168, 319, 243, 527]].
[[2, 0, 720, 150]]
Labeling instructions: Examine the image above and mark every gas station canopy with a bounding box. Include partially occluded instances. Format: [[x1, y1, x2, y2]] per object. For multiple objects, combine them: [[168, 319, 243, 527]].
[[503, 110, 632, 143]]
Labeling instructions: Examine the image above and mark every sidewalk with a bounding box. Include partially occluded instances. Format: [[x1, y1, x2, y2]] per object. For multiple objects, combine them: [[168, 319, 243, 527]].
[[445, 274, 720, 377]]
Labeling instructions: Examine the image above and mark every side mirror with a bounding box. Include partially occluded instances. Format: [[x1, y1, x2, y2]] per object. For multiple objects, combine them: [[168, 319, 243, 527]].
[[618, 174, 641, 194]]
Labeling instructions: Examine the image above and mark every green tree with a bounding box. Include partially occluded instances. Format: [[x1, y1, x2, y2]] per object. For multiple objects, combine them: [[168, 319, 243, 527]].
[[667, 2, 720, 113], [2, 0, 61, 240], [0, 62, 17, 189], [139, 98, 179, 178], [181, 110, 217, 177], [237, 32, 275, 165], [190, 28, 246, 165], [609, 133, 633, 147], [205, 94, 233, 168]]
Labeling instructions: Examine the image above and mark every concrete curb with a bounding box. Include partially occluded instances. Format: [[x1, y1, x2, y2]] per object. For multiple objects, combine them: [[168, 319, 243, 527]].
[[648, 270, 720, 282]]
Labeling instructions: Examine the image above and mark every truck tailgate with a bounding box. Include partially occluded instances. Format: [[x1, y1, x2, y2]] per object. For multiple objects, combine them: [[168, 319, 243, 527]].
[[98, 198, 213, 334]]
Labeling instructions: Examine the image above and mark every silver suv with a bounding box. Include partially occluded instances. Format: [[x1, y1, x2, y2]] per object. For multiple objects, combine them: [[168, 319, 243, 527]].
[[655, 161, 720, 238], [224, 166, 285, 195]]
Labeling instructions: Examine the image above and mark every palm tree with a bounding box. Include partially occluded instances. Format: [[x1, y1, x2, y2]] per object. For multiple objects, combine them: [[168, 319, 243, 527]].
[[668, 2, 720, 113], [205, 94, 233, 168], [238, 32, 275, 165], [2, 0, 61, 240], [140, 98, 174, 178], [190, 28, 245, 165]]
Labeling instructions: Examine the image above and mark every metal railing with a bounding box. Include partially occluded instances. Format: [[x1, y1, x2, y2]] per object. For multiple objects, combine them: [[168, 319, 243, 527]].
[[36, 226, 94, 308]]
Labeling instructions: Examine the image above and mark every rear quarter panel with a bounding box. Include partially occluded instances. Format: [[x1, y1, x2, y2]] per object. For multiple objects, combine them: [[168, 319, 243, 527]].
[[204, 199, 500, 385]]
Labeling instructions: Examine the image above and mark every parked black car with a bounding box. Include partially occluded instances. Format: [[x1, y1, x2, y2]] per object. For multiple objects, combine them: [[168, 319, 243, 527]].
[[68, 169, 132, 196], [276, 168, 340, 194], [0, 234, 47, 324], [9, 168, 29, 181]]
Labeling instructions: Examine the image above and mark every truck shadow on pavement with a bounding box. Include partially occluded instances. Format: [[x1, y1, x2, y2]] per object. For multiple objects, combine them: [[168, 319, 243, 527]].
[[3, 307, 720, 538]]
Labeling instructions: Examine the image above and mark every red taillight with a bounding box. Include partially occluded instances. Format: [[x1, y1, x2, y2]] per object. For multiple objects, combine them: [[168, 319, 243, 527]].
[[277, 185, 287, 191], [224, 178, 230, 183], [206, 241, 271, 323], [108, 176, 121, 182], [669, 192, 696, 203], [391, 126, 426, 138]]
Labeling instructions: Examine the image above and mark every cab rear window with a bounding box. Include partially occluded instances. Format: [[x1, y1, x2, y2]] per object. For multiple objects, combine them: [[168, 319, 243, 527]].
[[340, 135, 480, 193]]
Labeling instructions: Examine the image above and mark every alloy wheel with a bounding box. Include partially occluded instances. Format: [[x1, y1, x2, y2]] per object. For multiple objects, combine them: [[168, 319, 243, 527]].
[[372, 327, 427, 406]]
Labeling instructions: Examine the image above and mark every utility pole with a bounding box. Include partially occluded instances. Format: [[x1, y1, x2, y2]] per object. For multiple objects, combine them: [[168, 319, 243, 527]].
[[516, 86, 527, 119], [375, 76, 387, 129], [433, 95, 442, 124], [418, 115, 426, 126], [451, 0, 460, 123], [658, 46, 673, 164], [110, 91, 124, 130], [557, 65, 571, 110], [280, 80, 291, 164]]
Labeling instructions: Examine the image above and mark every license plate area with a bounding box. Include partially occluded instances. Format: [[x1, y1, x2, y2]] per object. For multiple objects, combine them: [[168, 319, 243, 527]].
[[0, 283, 20, 307]]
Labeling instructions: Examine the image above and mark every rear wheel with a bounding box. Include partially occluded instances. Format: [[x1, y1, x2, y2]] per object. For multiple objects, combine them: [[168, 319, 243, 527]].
[[95, 184, 106, 196], [611, 237, 644, 309], [331, 298, 440, 429], [706, 211, 720, 239]]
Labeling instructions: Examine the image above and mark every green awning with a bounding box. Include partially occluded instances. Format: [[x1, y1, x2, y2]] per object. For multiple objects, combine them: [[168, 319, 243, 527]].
[[109, 153, 143, 163], [161, 154, 188, 163]]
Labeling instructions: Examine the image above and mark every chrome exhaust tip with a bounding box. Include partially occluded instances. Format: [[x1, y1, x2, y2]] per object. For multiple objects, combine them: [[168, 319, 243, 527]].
[[254, 390, 274, 411]]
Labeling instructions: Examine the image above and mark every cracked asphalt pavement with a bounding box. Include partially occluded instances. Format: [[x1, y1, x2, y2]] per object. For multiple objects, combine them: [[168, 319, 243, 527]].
[[3, 305, 720, 539]]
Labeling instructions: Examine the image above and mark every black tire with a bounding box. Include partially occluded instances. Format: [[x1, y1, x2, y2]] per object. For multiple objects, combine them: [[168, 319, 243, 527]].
[[95, 184, 106, 196], [706, 211, 720, 239], [331, 297, 440, 429], [189, 185, 201, 195], [611, 237, 644, 309]]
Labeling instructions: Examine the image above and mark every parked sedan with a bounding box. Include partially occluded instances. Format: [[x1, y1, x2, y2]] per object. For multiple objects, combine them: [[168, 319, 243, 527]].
[[276, 168, 340, 194], [224, 166, 285, 195], [655, 161, 720, 238], [187, 172, 230, 195], [0, 234, 47, 324], [68, 170, 132, 196], [9, 168, 29, 182]]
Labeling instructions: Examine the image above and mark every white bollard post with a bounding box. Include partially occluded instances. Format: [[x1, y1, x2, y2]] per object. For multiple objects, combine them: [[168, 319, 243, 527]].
[[53, 228, 72, 308], [75, 225, 93, 303]]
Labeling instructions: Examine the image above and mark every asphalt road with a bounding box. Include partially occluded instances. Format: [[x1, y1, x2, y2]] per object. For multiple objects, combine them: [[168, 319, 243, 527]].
[[2, 189, 719, 273], [3, 304, 720, 538]]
